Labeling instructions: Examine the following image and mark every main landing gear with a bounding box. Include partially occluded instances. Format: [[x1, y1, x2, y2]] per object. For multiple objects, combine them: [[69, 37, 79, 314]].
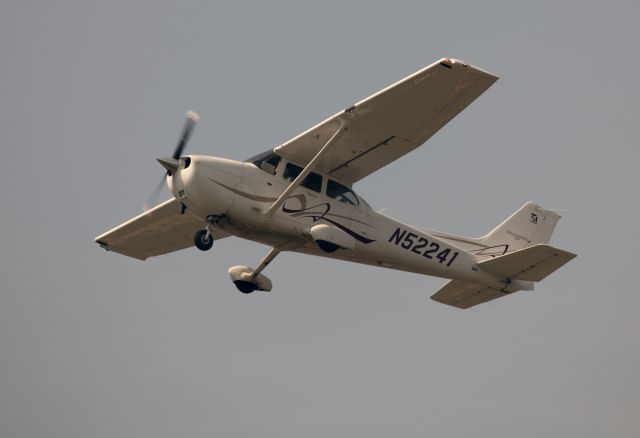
[[193, 215, 279, 295], [194, 215, 223, 251], [228, 247, 280, 294]]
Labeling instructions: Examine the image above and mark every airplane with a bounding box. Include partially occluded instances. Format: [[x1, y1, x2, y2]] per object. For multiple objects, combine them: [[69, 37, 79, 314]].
[[95, 57, 576, 309]]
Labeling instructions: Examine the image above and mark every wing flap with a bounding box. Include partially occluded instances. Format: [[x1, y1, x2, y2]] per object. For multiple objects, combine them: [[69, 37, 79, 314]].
[[95, 199, 229, 260], [478, 244, 576, 282], [431, 280, 508, 309]]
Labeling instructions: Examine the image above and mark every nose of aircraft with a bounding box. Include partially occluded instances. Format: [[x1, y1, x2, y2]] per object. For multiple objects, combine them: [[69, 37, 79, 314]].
[[159, 155, 236, 218], [156, 157, 179, 174]]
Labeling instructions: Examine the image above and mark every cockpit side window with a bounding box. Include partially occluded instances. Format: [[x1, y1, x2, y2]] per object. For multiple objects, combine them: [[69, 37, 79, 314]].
[[326, 179, 359, 206], [301, 172, 322, 192], [283, 162, 302, 181], [248, 151, 281, 175], [283, 162, 323, 193]]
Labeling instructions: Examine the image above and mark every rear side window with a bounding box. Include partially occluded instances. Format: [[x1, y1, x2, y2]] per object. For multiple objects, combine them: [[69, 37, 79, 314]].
[[327, 179, 359, 205], [283, 163, 323, 193]]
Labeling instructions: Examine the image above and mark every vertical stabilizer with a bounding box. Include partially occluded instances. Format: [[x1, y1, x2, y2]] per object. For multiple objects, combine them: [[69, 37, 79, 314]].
[[480, 202, 561, 252]]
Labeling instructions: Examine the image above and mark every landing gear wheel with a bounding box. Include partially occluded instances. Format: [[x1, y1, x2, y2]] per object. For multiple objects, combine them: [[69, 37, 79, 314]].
[[316, 240, 341, 253], [234, 280, 259, 294], [194, 229, 214, 251]]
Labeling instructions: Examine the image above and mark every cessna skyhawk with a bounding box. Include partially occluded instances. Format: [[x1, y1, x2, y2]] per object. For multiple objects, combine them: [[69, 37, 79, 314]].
[[95, 58, 576, 309]]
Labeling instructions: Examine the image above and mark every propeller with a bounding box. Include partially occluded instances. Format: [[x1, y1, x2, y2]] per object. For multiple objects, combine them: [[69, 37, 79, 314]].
[[144, 111, 200, 210]]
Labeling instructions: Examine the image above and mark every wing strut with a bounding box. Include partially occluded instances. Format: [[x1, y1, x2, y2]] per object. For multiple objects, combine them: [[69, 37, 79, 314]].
[[265, 119, 349, 216], [250, 247, 281, 280]]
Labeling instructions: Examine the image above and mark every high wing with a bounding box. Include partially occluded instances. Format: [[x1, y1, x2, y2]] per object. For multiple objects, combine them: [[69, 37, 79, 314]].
[[274, 58, 499, 184], [95, 198, 229, 260]]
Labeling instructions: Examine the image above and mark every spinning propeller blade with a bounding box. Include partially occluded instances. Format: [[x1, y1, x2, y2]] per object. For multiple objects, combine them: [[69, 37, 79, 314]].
[[143, 176, 166, 212], [143, 111, 200, 211], [172, 110, 200, 160]]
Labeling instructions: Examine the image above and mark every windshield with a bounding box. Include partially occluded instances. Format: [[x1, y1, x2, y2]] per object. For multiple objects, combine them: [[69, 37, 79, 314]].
[[247, 150, 281, 175]]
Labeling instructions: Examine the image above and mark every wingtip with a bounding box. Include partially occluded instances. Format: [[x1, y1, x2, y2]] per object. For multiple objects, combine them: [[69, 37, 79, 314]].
[[440, 57, 500, 80]]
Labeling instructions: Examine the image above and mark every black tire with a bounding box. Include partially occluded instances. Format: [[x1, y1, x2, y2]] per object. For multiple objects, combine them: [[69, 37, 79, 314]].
[[194, 229, 214, 251], [316, 240, 341, 253], [234, 280, 258, 294]]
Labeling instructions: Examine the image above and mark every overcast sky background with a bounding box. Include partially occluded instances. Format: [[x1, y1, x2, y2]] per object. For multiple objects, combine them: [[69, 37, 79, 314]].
[[1, 1, 639, 437]]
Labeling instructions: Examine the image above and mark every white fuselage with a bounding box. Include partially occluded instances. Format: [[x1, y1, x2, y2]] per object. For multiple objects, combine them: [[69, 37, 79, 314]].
[[168, 155, 510, 291]]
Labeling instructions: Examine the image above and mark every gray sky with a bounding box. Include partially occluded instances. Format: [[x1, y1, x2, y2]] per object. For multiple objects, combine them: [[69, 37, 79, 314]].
[[1, 1, 638, 437]]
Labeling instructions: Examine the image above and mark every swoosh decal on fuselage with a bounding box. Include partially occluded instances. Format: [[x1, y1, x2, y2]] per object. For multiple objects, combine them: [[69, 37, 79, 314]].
[[282, 194, 376, 244], [209, 178, 377, 244], [209, 179, 279, 202], [430, 233, 509, 257]]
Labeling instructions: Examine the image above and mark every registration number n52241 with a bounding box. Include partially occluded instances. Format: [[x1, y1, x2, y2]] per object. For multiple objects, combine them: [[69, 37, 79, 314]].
[[388, 228, 459, 266]]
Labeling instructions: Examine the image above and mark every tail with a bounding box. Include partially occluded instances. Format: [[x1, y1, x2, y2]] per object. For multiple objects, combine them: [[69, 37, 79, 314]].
[[430, 202, 576, 309], [479, 202, 561, 252]]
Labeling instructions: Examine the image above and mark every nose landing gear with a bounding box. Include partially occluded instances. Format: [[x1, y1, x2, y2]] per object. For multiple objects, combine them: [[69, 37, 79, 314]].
[[194, 215, 224, 251], [194, 229, 214, 251]]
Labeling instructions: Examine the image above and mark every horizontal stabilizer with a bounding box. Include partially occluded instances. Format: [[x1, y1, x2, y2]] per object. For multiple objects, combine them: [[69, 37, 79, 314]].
[[431, 280, 508, 309], [479, 244, 576, 282]]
